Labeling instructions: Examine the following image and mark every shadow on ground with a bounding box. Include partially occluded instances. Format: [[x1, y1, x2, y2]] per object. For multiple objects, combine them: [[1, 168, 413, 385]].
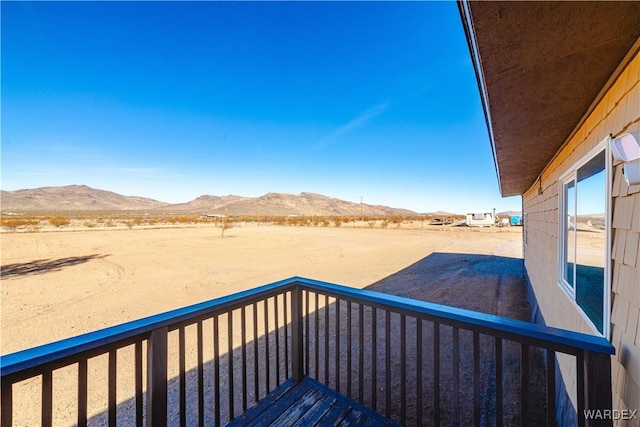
[[1, 254, 109, 279], [78, 252, 547, 426], [367, 252, 530, 320]]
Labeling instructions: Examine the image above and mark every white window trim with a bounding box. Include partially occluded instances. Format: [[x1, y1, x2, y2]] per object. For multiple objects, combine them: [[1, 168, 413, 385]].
[[557, 137, 612, 338]]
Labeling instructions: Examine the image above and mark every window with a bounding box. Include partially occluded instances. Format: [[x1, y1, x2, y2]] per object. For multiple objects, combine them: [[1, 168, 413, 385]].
[[558, 140, 610, 335]]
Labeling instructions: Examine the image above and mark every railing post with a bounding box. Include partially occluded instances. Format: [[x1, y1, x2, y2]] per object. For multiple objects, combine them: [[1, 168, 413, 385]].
[[291, 285, 304, 382], [146, 327, 168, 426], [1, 380, 12, 427], [583, 351, 612, 427]]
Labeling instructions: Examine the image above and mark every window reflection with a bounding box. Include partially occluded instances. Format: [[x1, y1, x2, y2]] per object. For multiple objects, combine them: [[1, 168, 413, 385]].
[[575, 151, 605, 333], [564, 181, 575, 288]]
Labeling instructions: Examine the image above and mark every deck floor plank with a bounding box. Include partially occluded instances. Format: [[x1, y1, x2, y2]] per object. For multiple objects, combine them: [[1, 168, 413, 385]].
[[227, 376, 400, 426], [291, 392, 338, 426]]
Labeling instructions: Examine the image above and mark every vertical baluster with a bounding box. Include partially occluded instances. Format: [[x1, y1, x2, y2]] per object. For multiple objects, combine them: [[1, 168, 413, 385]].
[[385, 310, 391, 419], [324, 294, 330, 385], [433, 322, 440, 427], [109, 349, 117, 427], [197, 322, 204, 427], [1, 378, 13, 427], [335, 298, 340, 392], [241, 307, 247, 412], [576, 352, 585, 427], [521, 343, 529, 426], [135, 342, 143, 427], [179, 327, 186, 427], [359, 303, 364, 404], [546, 349, 556, 427], [304, 290, 310, 375], [452, 327, 459, 426], [147, 327, 168, 426], [401, 314, 406, 426], [291, 286, 304, 382], [42, 370, 52, 427], [213, 316, 220, 426], [315, 293, 319, 380], [284, 292, 289, 379], [78, 359, 88, 427], [264, 298, 270, 393], [371, 306, 377, 411], [347, 300, 352, 398], [228, 311, 235, 420], [473, 332, 480, 427], [253, 302, 259, 402], [496, 337, 503, 427], [274, 295, 280, 384], [583, 351, 612, 427], [416, 319, 423, 427]]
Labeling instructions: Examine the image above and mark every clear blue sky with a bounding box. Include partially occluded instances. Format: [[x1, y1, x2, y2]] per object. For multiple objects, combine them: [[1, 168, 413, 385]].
[[1, 1, 521, 214]]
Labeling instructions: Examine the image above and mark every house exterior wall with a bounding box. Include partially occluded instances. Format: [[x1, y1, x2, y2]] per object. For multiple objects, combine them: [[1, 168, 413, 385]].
[[523, 50, 639, 425]]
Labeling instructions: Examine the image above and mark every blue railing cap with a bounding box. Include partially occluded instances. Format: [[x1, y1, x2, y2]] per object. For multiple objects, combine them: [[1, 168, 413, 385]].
[[289, 276, 615, 356], [1, 276, 614, 378]]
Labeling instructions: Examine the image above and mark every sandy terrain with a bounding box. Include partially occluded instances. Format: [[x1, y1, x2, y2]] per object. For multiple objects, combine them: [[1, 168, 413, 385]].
[[1, 224, 528, 425], [2, 224, 523, 354]]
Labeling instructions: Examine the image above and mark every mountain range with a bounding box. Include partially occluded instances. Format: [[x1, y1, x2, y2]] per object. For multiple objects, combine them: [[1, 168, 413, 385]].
[[0, 185, 419, 217]]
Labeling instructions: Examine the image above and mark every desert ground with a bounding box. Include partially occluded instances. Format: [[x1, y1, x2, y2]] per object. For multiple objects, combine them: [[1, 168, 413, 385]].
[[2, 223, 536, 425], [1, 223, 524, 355]]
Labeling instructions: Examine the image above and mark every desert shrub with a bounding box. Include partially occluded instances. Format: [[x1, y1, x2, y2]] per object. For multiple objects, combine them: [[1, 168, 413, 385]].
[[2, 218, 35, 230], [84, 221, 97, 228], [49, 216, 70, 227], [321, 220, 330, 227], [368, 221, 376, 228], [333, 217, 342, 227], [381, 220, 389, 229], [389, 215, 402, 224]]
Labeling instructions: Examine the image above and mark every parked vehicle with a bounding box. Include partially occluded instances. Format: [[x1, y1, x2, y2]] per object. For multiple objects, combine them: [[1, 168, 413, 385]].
[[465, 210, 495, 227]]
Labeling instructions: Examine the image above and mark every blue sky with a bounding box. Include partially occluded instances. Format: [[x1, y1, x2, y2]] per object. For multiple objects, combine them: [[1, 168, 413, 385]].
[[1, 1, 521, 213]]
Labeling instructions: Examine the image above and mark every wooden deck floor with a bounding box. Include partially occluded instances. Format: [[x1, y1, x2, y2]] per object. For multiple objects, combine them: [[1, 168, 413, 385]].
[[227, 377, 402, 426]]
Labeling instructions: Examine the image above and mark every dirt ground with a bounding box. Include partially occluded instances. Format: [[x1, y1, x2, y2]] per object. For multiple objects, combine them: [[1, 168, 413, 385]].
[[1, 224, 534, 425]]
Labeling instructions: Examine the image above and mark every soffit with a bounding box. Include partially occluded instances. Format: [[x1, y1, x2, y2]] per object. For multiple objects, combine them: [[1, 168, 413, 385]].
[[462, 1, 640, 196]]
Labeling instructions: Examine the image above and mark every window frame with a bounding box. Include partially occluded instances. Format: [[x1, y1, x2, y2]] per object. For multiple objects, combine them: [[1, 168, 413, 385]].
[[557, 137, 612, 338]]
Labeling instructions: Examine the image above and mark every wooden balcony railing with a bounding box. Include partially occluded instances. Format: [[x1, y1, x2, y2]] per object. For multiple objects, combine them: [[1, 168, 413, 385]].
[[1, 277, 615, 426]]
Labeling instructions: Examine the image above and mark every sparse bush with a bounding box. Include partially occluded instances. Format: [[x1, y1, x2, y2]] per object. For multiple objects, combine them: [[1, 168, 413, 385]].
[[368, 221, 376, 228], [49, 216, 70, 227], [381, 220, 389, 229], [2, 218, 37, 231]]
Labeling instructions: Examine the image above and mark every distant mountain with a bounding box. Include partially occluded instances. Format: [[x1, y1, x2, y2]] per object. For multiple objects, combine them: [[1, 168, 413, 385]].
[[163, 194, 249, 212], [0, 185, 168, 211], [210, 192, 417, 217], [1, 185, 418, 216], [426, 211, 461, 217]]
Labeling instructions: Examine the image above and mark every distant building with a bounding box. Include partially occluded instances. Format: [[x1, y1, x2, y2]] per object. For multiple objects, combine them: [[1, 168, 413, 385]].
[[465, 210, 495, 227], [461, 2, 640, 425]]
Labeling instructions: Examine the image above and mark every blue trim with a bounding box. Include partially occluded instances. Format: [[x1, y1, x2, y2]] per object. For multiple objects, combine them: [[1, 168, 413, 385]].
[[2, 276, 615, 381]]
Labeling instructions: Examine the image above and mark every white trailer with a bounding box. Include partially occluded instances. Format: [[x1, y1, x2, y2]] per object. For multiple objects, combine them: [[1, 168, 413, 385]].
[[466, 210, 496, 227]]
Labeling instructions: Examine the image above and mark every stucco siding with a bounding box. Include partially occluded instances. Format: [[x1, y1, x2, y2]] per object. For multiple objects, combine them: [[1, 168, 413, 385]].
[[523, 50, 639, 425]]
